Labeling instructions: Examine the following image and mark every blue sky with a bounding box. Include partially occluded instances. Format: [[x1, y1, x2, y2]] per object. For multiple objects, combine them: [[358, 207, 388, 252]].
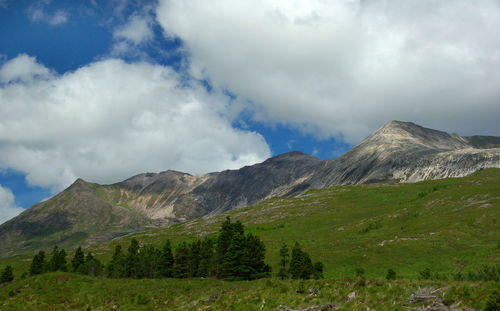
[[1, 0, 499, 224]]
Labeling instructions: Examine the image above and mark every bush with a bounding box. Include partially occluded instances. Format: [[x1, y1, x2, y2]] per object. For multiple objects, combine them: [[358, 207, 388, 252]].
[[356, 268, 365, 278], [1, 265, 14, 283], [485, 290, 500, 311], [386, 268, 396, 280]]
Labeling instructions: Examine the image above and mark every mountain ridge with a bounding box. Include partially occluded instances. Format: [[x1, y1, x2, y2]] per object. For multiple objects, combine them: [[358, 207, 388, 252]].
[[1, 120, 499, 257]]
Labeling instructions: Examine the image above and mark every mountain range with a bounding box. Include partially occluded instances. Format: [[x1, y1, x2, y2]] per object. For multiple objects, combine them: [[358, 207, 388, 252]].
[[1, 120, 499, 257]]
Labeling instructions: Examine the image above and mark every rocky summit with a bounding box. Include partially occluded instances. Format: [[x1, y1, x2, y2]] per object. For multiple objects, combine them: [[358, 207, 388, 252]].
[[1, 120, 499, 256]]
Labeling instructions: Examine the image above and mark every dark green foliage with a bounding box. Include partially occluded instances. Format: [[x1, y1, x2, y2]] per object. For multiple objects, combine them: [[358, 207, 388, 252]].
[[215, 217, 243, 278], [71, 246, 85, 272], [198, 237, 214, 277], [386, 268, 396, 280], [77, 252, 103, 276], [356, 268, 365, 278], [106, 245, 126, 278], [420, 267, 432, 280], [188, 240, 201, 277], [289, 242, 313, 279], [137, 245, 161, 278], [0, 265, 14, 283], [125, 238, 140, 278], [278, 243, 289, 280], [485, 290, 500, 311], [312, 262, 324, 279], [29, 250, 46, 275], [158, 240, 174, 277], [173, 242, 190, 278], [47, 246, 67, 272]]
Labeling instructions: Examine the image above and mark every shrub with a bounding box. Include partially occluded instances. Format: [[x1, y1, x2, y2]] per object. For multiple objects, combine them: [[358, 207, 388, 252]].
[[386, 268, 396, 280]]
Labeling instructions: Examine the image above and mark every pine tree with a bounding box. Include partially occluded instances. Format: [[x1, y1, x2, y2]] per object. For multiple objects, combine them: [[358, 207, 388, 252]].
[[29, 251, 46, 276], [72, 246, 85, 272], [278, 243, 289, 280], [47, 246, 67, 272], [289, 242, 313, 279], [244, 233, 270, 280], [83, 252, 103, 276], [125, 239, 140, 278], [198, 237, 214, 277], [188, 240, 201, 277], [139, 244, 161, 278], [173, 242, 190, 278], [106, 245, 125, 278], [158, 240, 174, 278], [0, 265, 14, 283], [312, 262, 324, 279], [215, 217, 243, 278]]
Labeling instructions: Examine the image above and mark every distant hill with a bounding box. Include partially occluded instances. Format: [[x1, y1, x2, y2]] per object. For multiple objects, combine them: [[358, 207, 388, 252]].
[[1, 120, 499, 257]]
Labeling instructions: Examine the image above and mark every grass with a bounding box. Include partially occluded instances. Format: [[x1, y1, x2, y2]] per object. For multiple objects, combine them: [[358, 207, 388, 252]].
[[1, 272, 498, 310], [1, 169, 499, 309]]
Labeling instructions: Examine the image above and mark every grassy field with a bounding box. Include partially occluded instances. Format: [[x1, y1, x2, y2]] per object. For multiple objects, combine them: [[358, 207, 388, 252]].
[[1, 272, 499, 310], [1, 169, 499, 309]]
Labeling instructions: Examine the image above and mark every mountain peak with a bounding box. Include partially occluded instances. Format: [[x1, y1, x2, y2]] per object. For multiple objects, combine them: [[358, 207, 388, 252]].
[[368, 120, 469, 151]]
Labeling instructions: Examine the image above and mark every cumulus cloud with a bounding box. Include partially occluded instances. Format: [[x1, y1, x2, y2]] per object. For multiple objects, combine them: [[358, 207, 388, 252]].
[[114, 14, 154, 45], [0, 54, 52, 83], [157, 0, 500, 143], [0, 185, 24, 225], [0, 55, 271, 192]]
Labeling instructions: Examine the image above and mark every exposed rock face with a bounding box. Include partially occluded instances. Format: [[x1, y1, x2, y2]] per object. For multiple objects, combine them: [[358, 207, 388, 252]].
[[1, 121, 499, 256]]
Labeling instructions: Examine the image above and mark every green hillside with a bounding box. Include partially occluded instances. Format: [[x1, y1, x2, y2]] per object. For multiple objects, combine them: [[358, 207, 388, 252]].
[[1, 169, 499, 310]]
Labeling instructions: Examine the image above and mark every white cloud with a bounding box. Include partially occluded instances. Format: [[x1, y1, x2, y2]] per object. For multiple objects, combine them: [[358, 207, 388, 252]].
[[27, 2, 69, 25], [49, 10, 69, 25], [157, 0, 500, 143], [0, 54, 52, 84], [114, 14, 154, 45], [0, 55, 271, 192], [0, 185, 24, 225]]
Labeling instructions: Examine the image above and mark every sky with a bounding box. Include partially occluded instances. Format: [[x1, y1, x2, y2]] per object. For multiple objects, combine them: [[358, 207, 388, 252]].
[[1, 0, 500, 224]]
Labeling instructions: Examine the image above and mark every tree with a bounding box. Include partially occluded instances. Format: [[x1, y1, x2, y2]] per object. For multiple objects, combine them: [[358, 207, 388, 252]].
[[215, 217, 243, 278], [278, 243, 289, 280], [125, 239, 140, 278], [0, 266, 14, 283], [47, 246, 67, 272], [173, 242, 190, 278], [158, 240, 174, 278], [312, 262, 324, 279], [72, 246, 85, 272], [289, 242, 313, 279], [79, 252, 103, 276], [138, 244, 161, 278], [188, 240, 201, 277], [198, 237, 214, 277], [30, 251, 46, 276], [106, 245, 125, 278]]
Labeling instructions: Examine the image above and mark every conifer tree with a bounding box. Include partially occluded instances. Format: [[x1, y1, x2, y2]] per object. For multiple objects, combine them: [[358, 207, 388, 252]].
[[29, 250, 46, 276], [173, 242, 190, 278], [139, 244, 161, 278], [84, 252, 103, 276], [312, 262, 324, 279], [278, 243, 289, 280], [126, 239, 140, 278], [215, 217, 243, 278], [289, 242, 313, 279], [0, 265, 14, 283], [188, 240, 201, 277], [106, 245, 125, 278], [198, 237, 214, 277], [158, 240, 174, 278], [72, 246, 85, 272]]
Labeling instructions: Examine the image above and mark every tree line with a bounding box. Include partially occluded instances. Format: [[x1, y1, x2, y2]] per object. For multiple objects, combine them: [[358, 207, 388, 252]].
[[1, 217, 325, 284]]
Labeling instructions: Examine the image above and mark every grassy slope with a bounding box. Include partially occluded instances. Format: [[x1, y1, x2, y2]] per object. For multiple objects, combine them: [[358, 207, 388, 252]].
[[1, 169, 499, 309]]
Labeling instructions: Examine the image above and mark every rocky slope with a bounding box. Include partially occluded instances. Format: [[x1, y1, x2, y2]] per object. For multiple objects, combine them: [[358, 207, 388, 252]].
[[1, 120, 499, 256]]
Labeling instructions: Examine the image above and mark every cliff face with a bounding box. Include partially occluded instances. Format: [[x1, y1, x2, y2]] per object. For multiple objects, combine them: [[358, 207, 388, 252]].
[[1, 121, 499, 256]]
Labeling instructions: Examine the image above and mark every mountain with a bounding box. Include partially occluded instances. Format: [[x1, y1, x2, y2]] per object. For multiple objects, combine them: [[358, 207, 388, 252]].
[[1, 121, 499, 257]]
